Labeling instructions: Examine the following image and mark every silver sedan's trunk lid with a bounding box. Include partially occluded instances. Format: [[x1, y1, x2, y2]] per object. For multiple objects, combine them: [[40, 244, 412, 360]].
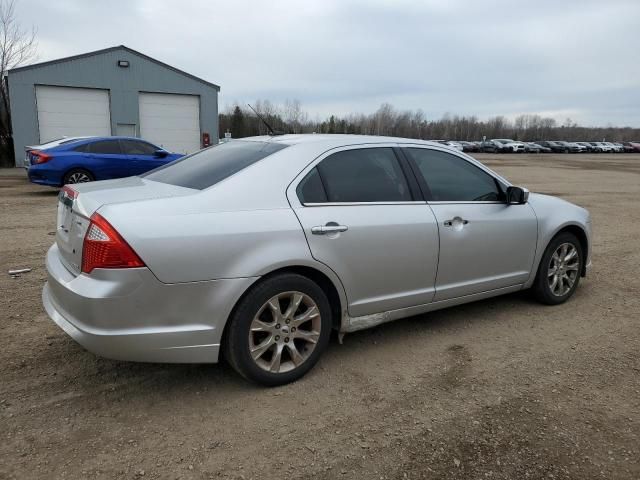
[[55, 177, 196, 275]]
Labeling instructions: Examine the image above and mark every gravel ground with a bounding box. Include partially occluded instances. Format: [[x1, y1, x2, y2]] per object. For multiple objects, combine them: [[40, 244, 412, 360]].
[[1, 153, 639, 480]]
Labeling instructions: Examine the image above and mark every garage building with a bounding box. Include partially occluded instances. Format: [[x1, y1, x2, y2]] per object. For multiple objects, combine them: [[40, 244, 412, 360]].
[[8, 45, 219, 167]]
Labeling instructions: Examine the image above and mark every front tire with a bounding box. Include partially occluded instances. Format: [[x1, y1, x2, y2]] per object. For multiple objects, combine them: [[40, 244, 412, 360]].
[[532, 232, 583, 305], [223, 274, 332, 386]]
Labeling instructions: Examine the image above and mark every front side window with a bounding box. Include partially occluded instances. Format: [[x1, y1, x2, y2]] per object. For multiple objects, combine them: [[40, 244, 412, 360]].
[[406, 148, 502, 202], [121, 140, 158, 155], [89, 140, 122, 155], [307, 148, 411, 203]]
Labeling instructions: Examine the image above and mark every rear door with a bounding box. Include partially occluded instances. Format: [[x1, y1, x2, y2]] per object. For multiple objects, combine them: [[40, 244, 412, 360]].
[[82, 139, 132, 179], [288, 145, 440, 317], [120, 139, 166, 175], [403, 147, 538, 301]]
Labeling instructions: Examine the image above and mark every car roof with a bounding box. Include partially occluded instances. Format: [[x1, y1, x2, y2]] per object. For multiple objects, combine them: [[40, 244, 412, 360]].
[[72, 136, 153, 142], [240, 134, 440, 149], [43, 136, 160, 151]]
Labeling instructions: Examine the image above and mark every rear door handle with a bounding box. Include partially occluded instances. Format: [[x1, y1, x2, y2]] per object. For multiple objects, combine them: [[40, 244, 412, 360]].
[[311, 223, 348, 235]]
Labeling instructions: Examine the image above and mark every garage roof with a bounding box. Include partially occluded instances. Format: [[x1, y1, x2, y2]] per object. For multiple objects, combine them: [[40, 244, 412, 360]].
[[9, 45, 220, 91]]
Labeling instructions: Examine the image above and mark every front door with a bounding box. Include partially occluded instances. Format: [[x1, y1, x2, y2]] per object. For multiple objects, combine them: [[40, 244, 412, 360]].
[[120, 139, 166, 175], [289, 146, 440, 317], [403, 146, 538, 301]]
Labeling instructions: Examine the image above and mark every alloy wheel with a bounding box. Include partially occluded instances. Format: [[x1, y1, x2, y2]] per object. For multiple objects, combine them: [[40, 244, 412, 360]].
[[67, 172, 91, 184], [248, 291, 322, 374], [547, 242, 580, 297]]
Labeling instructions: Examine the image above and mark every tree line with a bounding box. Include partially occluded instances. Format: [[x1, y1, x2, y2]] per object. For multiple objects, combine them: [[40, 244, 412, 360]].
[[219, 101, 640, 142]]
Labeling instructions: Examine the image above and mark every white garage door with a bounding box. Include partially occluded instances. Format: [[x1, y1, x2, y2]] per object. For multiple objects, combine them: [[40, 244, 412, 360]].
[[35, 86, 111, 143], [139, 93, 200, 154]]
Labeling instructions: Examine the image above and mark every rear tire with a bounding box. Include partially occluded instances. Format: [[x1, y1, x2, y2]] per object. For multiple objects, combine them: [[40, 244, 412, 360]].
[[532, 232, 583, 305], [63, 168, 94, 185], [223, 274, 332, 386]]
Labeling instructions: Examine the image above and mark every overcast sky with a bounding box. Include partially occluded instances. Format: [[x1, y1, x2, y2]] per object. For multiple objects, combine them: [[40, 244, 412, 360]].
[[15, 0, 640, 126]]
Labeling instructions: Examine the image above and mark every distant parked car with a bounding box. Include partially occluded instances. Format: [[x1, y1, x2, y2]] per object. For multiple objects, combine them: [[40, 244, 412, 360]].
[[575, 142, 595, 152], [599, 142, 622, 153], [458, 141, 479, 153], [622, 142, 640, 153], [611, 142, 624, 153], [589, 142, 614, 153], [480, 139, 506, 153], [535, 141, 561, 153], [553, 141, 581, 153], [26, 136, 184, 187], [492, 139, 526, 153], [525, 142, 551, 153], [445, 141, 464, 151], [567, 142, 587, 153], [430, 140, 464, 152]]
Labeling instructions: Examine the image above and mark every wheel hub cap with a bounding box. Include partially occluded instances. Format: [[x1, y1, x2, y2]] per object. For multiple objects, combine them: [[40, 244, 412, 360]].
[[249, 291, 321, 374], [547, 242, 580, 297]]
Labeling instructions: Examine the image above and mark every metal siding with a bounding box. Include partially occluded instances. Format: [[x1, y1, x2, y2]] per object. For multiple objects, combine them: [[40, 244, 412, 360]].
[[8, 47, 218, 166]]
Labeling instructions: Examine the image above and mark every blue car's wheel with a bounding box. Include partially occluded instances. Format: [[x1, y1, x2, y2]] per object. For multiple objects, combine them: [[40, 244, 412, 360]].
[[63, 169, 94, 185]]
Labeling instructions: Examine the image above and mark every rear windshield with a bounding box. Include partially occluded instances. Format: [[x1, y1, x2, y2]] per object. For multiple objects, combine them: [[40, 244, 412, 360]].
[[143, 140, 288, 190]]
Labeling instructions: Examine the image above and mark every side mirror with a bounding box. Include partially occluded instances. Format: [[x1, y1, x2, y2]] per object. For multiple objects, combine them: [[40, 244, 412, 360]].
[[154, 149, 168, 158], [506, 186, 529, 205]]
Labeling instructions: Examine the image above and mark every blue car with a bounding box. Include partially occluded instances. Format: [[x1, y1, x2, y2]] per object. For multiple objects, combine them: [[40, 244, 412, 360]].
[[26, 136, 184, 187]]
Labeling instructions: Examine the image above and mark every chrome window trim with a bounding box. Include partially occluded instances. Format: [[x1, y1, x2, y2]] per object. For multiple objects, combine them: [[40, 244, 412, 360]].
[[426, 201, 506, 205], [300, 201, 428, 207]]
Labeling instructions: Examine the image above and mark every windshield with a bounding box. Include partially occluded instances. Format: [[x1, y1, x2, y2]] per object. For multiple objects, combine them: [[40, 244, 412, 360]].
[[143, 140, 289, 190]]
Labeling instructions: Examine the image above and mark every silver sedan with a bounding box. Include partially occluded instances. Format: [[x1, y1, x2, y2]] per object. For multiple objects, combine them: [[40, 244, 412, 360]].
[[43, 135, 592, 385]]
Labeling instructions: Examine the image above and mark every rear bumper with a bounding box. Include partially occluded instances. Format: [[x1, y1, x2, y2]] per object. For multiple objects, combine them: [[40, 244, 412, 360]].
[[27, 167, 62, 187], [43, 244, 257, 363]]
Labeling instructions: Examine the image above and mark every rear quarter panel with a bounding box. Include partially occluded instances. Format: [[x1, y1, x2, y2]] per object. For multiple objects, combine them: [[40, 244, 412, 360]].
[[104, 204, 316, 284]]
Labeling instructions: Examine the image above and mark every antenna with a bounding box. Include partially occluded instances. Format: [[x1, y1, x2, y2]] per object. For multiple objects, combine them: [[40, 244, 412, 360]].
[[247, 104, 284, 136]]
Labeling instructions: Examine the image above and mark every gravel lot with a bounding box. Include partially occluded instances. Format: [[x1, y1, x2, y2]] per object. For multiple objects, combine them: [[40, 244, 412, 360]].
[[1, 153, 639, 480]]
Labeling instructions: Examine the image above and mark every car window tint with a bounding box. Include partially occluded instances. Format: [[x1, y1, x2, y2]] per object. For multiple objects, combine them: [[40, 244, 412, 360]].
[[406, 148, 502, 202], [297, 168, 327, 203], [90, 140, 122, 155], [121, 140, 158, 155], [143, 140, 288, 190], [73, 143, 90, 153], [316, 148, 411, 203]]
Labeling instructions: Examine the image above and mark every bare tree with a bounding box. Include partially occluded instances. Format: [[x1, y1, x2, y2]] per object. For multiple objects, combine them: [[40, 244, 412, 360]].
[[220, 99, 640, 143], [0, 0, 37, 165]]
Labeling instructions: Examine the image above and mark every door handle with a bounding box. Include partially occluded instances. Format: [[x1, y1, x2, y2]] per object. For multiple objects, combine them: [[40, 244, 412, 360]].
[[311, 223, 348, 235], [443, 218, 469, 227]]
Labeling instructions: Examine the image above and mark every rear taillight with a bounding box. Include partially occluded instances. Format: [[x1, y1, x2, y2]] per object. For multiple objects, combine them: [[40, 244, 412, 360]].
[[60, 185, 78, 199], [32, 150, 52, 164], [81, 213, 145, 274]]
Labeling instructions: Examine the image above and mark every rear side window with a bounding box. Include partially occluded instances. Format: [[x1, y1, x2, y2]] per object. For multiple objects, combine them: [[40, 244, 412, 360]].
[[313, 148, 411, 203], [297, 168, 327, 203], [143, 140, 288, 190], [89, 140, 122, 155], [406, 148, 502, 202], [73, 143, 90, 153]]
